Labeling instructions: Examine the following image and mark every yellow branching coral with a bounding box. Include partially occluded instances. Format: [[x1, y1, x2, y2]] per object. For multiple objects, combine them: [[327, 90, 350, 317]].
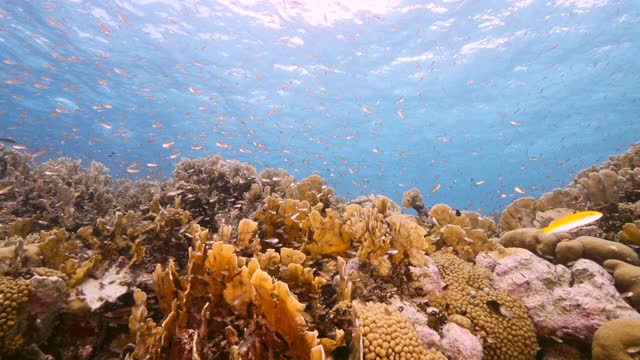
[[352, 301, 438, 360], [304, 209, 352, 256], [237, 218, 260, 248], [251, 269, 320, 359], [386, 213, 434, 266], [429, 252, 538, 360], [285, 174, 334, 209], [37, 228, 79, 272], [126, 288, 164, 360], [344, 202, 392, 276], [281, 247, 306, 265], [223, 258, 258, 313], [256, 195, 312, 246], [439, 224, 499, 261], [0, 276, 31, 355]]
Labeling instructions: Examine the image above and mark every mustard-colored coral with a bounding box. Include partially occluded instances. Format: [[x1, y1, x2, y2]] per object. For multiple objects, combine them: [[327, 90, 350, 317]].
[[498, 198, 538, 232], [0, 276, 31, 354], [619, 220, 640, 246], [592, 318, 640, 360], [353, 301, 438, 360], [603, 259, 640, 310], [429, 252, 538, 360], [555, 236, 640, 265]]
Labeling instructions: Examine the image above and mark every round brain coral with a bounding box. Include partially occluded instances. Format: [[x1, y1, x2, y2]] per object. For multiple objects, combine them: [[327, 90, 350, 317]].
[[429, 253, 539, 360], [0, 276, 31, 354], [353, 302, 446, 360]]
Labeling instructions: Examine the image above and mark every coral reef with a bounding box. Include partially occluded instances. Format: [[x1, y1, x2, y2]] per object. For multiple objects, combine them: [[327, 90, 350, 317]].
[[0, 144, 639, 359]]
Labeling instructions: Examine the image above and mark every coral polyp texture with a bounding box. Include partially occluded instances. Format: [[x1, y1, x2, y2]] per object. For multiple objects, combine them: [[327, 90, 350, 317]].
[[0, 143, 639, 359]]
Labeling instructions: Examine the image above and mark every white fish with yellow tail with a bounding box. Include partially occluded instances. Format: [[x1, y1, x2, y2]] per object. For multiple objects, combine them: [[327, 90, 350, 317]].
[[541, 211, 603, 235]]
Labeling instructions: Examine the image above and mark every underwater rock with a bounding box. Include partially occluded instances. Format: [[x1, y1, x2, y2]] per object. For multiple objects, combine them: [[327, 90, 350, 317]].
[[407, 256, 444, 297], [540, 339, 587, 360], [476, 248, 640, 341], [76, 265, 131, 311], [440, 322, 483, 360], [592, 317, 640, 360], [26, 275, 68, 346]]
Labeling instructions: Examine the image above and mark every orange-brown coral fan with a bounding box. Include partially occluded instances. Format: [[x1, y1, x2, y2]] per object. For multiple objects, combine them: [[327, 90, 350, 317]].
[[304, 209, 352, 256]]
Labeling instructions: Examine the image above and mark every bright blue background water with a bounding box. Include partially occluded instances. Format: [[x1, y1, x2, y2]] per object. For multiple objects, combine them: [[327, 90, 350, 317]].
[[1, 0, 638, 214]]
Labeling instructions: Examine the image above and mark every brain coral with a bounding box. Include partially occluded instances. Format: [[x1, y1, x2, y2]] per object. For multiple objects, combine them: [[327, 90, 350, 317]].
[[353, 301, 445, 360], [428, 252, 539, 360], [0, 276, 31, 354]]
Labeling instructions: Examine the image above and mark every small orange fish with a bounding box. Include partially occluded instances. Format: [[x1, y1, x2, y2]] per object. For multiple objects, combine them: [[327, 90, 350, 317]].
[[514, 186, 526, 194], [169, 152, 181, 159], [362, 106, 373, 114], [100, 123, 112, 129], [396, 109, 406, 119], [475, 180, 486, 185], [47, 17, 64, 28], [431, 184, 441, 193], [215, 142, 230, 149], [146, 163, 158, 167], [114, 68, 127, 76], [189, 86, 202, 95], [126, 167, 140, 174], [30, 150, 46, 158], [162, 141, 175, 148], [0, 185, 14, 195]]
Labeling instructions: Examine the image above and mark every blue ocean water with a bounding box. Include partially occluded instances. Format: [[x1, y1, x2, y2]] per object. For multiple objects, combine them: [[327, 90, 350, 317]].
[[0, 0, 638, 214]]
